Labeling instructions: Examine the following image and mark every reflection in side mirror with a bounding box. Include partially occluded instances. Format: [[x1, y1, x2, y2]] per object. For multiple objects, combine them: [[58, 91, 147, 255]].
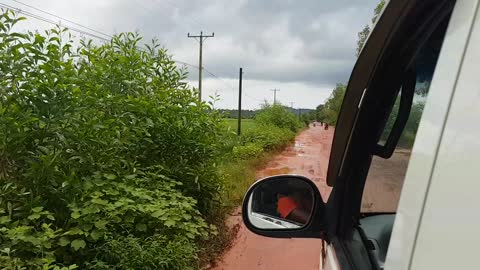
[[247, 178, 314, 229], [243, 175, 320, 232]]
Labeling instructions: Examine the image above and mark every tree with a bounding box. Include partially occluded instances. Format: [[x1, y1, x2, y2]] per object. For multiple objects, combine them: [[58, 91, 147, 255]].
[[356, 0, 386, 56], [315, 0, 386, 126], [318, 84, 347, 126], [315, 104, 325, 122]]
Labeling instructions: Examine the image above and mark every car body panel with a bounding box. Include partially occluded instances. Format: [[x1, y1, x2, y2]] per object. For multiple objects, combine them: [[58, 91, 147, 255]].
[[408, 1, 480, 269], [384, 1, 480, 269]]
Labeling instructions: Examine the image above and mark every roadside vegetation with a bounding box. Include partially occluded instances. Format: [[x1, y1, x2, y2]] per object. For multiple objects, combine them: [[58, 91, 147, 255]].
[[0, 10, 303, 269], [220, 104, 303, 205]]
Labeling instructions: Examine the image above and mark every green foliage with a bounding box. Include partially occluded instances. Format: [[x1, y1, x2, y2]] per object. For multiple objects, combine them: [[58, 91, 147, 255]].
[[254, 104, 303, 132], [300, 111, 316, 126], [318, 84, 347, 126], [0, 10, 223, 269], [356, 0, 386, 56], [239, 124, 296, 152], [218, 109, 257, 119], [232, 143, 264, 160], [91, 235, 197, 270], [219, 114, 300, 206], [356, 25, 371, 57], [223, 118, 257, 133], [381, 97, 425, 148]]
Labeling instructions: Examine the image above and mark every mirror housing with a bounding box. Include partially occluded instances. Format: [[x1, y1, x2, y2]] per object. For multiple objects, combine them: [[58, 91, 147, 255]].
[[242, 175, 327, 238]]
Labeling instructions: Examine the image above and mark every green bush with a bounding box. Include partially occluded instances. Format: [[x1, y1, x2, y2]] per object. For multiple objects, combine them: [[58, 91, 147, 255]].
[[232, 143, 264, 160], [240, 124, 296, 151], [254, 104, 303, 132], [92, 235, 197, 270], [0, 11, 222, 269]]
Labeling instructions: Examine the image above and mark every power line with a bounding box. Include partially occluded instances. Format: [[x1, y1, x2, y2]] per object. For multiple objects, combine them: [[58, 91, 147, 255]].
[[0, 2, 254, 105], [0, 3, 110, 41], [10, 0, 112, 39], [1, 1, 231, 83], [0, 2, 201, 69]]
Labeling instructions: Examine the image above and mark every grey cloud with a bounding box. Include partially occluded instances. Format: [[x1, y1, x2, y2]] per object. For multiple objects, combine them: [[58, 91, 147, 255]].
[[13, 0, 380, 107]]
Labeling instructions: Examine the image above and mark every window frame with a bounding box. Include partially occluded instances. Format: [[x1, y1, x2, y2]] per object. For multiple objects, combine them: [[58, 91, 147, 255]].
[[324, 1, 458, 269]]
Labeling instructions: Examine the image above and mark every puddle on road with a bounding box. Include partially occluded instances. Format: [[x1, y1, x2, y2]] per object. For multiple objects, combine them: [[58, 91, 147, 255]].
[[294, 141, 305, 150], [292, 141, 307, 157]]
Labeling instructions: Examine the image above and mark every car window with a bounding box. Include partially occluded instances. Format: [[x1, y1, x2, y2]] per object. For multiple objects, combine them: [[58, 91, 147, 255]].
[[361, 18, 449, 213]]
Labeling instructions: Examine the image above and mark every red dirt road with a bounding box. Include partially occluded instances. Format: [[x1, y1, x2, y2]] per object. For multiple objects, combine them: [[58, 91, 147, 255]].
[[213, 125, 334, 270]]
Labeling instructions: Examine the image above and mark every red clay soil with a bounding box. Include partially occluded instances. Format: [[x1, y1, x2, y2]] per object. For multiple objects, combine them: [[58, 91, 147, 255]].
[[212, 124, 334, 270]]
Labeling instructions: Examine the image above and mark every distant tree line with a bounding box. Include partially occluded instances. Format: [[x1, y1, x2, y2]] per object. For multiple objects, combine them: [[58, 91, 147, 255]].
[[220, 107, 315, 122], [218, 109, 258, 119]]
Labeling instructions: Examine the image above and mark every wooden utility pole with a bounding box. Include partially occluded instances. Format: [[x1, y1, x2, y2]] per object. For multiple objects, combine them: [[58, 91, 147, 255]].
[[271, 89, 280, 104], [188, 31, 214, 101], [237, 68, 243, 135]]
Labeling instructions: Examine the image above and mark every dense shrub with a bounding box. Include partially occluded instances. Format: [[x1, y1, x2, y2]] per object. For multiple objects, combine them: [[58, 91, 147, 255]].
[[0, 11, 223, 269], [254, 104, 303, 132], [232, 143, 264, 160], [239, 124, 296, 151]]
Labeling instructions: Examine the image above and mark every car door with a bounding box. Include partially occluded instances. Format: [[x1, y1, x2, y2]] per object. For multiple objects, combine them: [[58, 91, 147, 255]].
[[396, 1, 480, 269], [324, 0, 477, 269]]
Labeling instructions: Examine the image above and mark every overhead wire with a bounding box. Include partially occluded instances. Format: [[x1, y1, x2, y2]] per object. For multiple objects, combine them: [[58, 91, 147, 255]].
[[0, 2, 110, 41], [0, 1, 265, 103], [10, 0, 112, 39], [0, 2, 193, 67]]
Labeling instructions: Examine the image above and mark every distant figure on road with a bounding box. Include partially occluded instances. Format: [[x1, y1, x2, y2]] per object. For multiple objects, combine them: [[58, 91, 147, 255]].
[[325, 123, 329, 130]]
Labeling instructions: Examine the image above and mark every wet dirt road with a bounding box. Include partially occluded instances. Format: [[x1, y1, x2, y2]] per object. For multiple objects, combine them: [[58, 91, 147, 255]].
[[213, 125, 334, 270]]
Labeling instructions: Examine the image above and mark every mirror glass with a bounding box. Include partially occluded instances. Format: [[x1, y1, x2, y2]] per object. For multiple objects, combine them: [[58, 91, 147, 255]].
[[246, 177, 315, 230]]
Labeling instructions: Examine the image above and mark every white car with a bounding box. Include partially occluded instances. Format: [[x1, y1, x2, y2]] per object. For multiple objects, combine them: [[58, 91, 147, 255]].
[[242, 0, 480, 269]]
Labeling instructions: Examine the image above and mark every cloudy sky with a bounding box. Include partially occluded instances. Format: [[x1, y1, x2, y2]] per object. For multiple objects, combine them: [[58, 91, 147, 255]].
[[3, 0, 380, 109]]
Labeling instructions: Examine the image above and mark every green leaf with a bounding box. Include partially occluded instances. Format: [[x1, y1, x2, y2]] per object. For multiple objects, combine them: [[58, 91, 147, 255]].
[[71, 239, 86, 251], [0, 216, 11, 224], [32, 207, 43, 212], [65, 227, 83, 235], [94, 220, 108, 230], [71, 211, 81, 219], [135, 223, 147, 232], [104, 173, 117, 180], [165, 220, 175, 227], [90, 229, 103, 241], [151, 209, 165, 218], [27, 213, 41, 220], [58, 236, 70, 247], [91, 198, 108, 205]]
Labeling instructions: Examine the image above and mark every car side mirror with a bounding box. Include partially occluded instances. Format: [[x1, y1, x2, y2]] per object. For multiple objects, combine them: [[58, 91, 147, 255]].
[[242, 175, 327, 238]]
